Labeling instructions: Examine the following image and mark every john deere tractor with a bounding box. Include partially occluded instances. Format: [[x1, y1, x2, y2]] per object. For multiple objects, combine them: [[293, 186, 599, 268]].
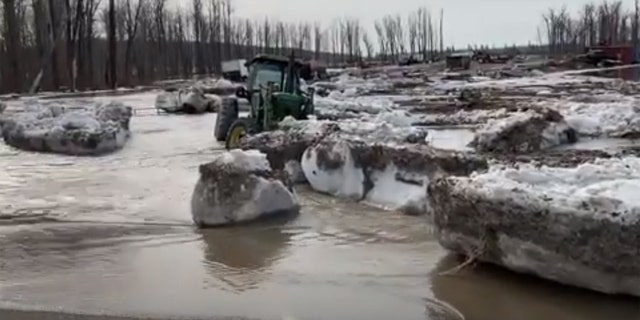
[[214, 53, 315, 149]]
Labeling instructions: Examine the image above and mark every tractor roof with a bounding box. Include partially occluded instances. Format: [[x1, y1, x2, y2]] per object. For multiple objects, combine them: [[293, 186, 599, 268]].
[[246, 54, 304, 67]]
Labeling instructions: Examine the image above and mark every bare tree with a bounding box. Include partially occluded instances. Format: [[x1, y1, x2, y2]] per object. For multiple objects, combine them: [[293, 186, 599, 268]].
[[408, 12, 418, 56], [362, 30, 373, 59], [374, 21, 387, 60], [439, 9, 444, 56], [121, 0, 144, 83], [542, 1, 632, 56], [3, 0, 22, 92], [107, 0, 117, 88], [313, 22, 322, 59], [634, 0, 639, 58]]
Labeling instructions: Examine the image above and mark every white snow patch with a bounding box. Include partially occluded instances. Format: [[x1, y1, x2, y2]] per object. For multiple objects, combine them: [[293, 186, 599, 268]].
[[456, 157, 640, 224], [217, 149, 271, 173]]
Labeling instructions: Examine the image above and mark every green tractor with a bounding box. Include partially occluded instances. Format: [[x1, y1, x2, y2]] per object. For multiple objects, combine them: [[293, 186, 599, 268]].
[[214, 53, 315, 149]]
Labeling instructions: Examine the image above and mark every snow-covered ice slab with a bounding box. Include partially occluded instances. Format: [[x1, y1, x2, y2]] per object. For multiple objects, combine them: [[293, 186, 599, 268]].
[[429, 157, 640, 296], [302, 136, 487, 214], [191, 150, 299, 227], [242, 118, 341, 180], [198, 78, 239, 95], [433, 73, 614, 92], [417, 108, 511, 126], [314, 74, 393, 93], [314, 93, 395, 120], [469, 108, 576, 153], [155, 86, 221, 114], [541, 94, 640, 138], [0, 101, 132, 155], [242, 117, 428, 184]]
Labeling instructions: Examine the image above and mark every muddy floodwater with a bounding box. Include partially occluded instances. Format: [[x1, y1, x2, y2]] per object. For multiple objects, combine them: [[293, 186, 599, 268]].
[[0, 95, 639, 320]]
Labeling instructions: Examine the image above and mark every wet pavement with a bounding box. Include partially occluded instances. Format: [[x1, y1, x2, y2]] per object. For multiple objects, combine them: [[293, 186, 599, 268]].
[[0, 94, 639, 320]]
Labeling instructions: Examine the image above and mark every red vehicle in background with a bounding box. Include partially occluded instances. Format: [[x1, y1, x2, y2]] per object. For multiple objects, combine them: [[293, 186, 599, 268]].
[[577, 45, 635, 67], [575, 44, 639, 80], [589, 45, 635, 64]]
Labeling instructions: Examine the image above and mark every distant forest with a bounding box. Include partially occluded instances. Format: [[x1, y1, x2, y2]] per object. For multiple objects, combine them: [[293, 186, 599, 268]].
[[0, 0, 447, 94], [0, 0, 637, 94], [539, 0, 639, 55]]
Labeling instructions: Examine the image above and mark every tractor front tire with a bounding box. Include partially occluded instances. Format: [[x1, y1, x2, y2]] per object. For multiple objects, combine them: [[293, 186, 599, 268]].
[[214, 98, 239, 141], [225, 118, 252, 150]]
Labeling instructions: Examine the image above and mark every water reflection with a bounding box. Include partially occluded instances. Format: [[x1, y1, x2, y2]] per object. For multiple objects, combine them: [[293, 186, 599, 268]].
[[0, 223, 184, 284], [199, 213, 297, 293], [431, 254, 640, 320]]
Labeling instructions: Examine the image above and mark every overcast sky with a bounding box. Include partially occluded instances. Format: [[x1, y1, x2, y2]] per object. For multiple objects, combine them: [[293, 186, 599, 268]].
[[174, 0, 635, 48]]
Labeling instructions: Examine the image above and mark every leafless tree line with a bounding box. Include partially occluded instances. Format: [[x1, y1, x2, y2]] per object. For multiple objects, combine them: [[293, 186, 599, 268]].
[[374, 7, 445, 62], [0, 0, 446, 94], [541, 0, 640, 55]]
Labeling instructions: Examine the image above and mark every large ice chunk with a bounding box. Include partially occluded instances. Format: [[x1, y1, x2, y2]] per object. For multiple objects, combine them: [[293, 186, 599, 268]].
[[429, 157, 640, 296], [469, 108, 576, 153], [0, 101, 132, 155], [191, 150, 299, 227], [302, 135, 487, 215]]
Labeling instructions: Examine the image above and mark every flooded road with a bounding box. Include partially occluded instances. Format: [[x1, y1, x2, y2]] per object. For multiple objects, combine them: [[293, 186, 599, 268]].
[[0, 94, 639, 320]]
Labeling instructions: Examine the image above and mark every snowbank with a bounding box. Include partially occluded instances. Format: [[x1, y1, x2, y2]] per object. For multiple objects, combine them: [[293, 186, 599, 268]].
[[429, 157, 640, 296], [0, 101, 132, 155], [469, 108, 576, 153], [302, 137, 487, 214], [191, 150, 299, 227]]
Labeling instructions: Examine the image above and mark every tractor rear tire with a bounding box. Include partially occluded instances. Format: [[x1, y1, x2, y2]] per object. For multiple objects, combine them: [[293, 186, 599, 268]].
[[225, 118, 252, 150], [214, 98, 239, 142]]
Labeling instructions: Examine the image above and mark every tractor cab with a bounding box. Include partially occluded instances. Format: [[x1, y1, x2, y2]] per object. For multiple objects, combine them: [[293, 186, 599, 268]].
[[214, 53, 315, 149], [242, 55, 311, 121], [247, 55, 299, 93]]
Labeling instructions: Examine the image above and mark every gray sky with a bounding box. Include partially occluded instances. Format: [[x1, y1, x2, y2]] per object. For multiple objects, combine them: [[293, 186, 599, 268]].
[[176, 0, 635, 48]]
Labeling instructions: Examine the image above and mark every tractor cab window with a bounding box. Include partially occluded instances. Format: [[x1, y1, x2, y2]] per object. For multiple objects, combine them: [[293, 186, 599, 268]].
[[251, 63, 284, 91], [282, 69, 300, 92]]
